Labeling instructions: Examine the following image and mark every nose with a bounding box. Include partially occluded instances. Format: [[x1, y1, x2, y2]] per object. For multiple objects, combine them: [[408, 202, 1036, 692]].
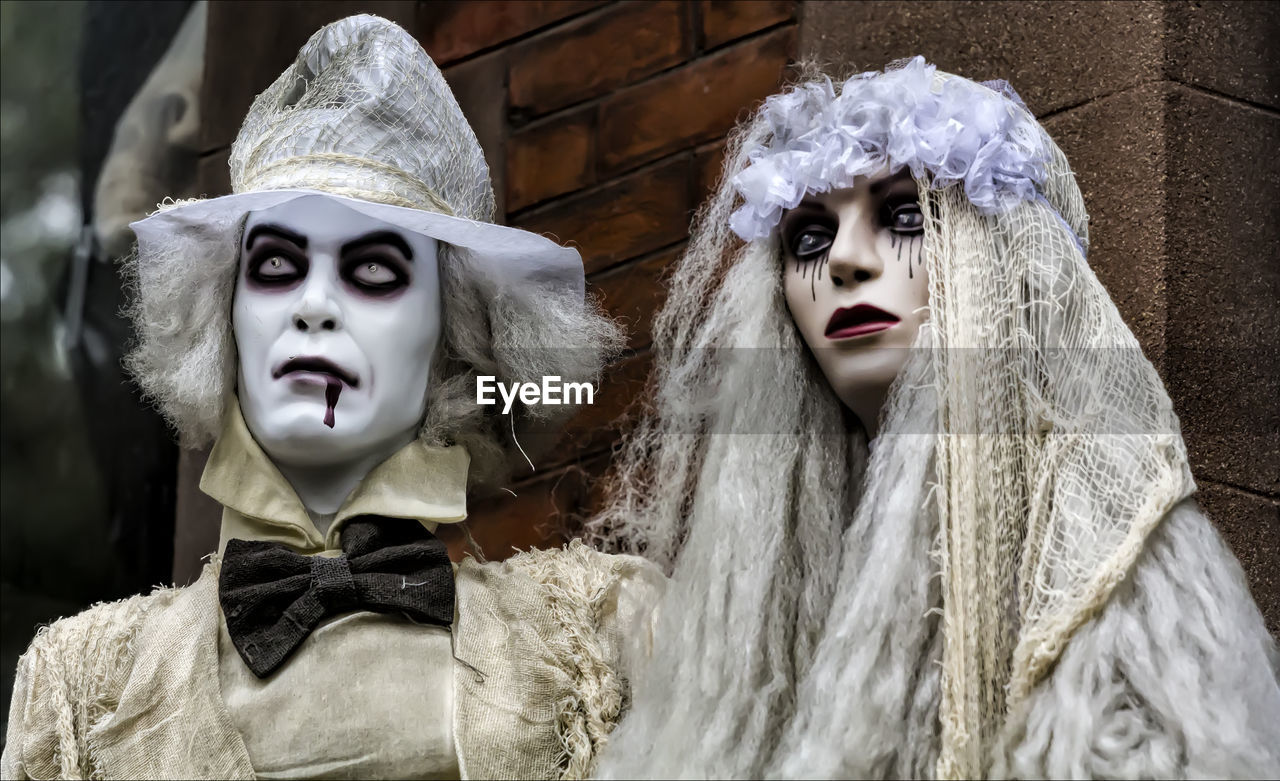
[[825, 219, 882, 289], [292, 274, 343, 333]]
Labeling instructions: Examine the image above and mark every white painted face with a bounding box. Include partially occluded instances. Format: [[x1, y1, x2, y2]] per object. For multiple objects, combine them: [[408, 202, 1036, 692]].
[[781, 170, 931, 435], [233, 195, 442, 468]]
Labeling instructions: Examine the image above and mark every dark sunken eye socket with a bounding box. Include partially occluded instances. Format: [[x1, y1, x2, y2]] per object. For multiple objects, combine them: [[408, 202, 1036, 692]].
[[244, 223, 309, 288], [341, 250, 410, 295], [886, 201, 924, 233], [246, 247, 307, 287], [791, 227, 834, 260], [782, 205, 837, 262]]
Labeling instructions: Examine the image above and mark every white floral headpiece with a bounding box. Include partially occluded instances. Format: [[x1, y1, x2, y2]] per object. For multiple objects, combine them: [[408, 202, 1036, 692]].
[[729, 56, 1050, 241]]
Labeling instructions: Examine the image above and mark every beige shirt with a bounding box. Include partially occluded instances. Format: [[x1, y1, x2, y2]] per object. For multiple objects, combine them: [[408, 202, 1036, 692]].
[[2, 405, 665, 780], [204, 404, 467, 779]]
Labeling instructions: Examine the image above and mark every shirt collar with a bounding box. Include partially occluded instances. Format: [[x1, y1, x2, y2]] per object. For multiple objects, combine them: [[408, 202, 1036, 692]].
[[202, 398, 468, 554]]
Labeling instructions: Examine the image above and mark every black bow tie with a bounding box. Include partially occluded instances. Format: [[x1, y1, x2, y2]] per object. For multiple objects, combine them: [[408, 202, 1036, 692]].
[[219, 515, 454, 678]]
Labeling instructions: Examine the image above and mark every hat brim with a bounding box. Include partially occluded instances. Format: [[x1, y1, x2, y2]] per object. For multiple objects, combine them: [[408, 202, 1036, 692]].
[[129, 189, 585, 299]]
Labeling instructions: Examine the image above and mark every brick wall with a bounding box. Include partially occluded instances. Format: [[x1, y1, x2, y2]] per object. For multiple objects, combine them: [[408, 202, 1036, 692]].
[[421, 0, 799, 557], [179, 1, 797, 577]]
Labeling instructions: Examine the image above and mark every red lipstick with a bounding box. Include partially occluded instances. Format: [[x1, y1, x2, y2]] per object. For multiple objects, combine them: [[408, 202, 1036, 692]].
[[825, 304, 900, 340]]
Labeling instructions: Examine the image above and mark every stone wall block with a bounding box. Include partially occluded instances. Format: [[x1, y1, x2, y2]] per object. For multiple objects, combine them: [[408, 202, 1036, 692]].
[[514, 155, 693, 275], [1163, 87, 1280, 496], [1042, 85, 1170, 363], [443, 457, 602, 560], [798, 0, 1164, 116], [417, 0, 596, 66], [701, 0, 795, 50], [548, 350, 655, 468], [598, 26, 795, 177], [507, 1, 690, 120], [196, 146, 232, 197], [172, 445, 218, 585], [1165, 1, 1280, 109], [506, 107, 597, 212]]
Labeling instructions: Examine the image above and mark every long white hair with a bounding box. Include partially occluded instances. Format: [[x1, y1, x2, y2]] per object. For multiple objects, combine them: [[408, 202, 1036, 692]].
[[586, 61, 1197, 778]]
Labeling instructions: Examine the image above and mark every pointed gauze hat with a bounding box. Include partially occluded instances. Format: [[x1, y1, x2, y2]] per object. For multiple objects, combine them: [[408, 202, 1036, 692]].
[[130, 14, 583, 298]]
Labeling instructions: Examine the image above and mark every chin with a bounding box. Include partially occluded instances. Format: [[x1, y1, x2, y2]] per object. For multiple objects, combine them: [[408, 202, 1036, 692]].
[[252, 407, 367, 464], [824, 348, 910, 393]]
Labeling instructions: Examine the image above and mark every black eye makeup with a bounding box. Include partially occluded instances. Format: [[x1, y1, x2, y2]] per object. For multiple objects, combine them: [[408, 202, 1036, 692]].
[[781, 207, 837, 302], [243, 223, 309, 288], [341, 250, 410, 295], [781, 209, 837, 261], [791, 227, 835, 259], [338, 231, 413, 295], [880, 196, 925, 235], [245, 244, 308, 287]]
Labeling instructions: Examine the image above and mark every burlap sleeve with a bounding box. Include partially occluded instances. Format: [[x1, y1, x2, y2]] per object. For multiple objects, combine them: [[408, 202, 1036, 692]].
[[453, 543, 665, 781], [3, 644, 40, 779], [517, 542, 665, 781], [1, 595, 150, 780]]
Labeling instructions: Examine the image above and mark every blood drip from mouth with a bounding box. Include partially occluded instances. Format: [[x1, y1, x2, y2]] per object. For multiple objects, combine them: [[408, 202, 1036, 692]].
[[324, 377, 342, 428]]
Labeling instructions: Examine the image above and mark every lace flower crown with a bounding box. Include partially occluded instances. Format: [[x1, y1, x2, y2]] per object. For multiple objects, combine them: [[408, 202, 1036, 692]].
[[729, 56, 1050, 242]]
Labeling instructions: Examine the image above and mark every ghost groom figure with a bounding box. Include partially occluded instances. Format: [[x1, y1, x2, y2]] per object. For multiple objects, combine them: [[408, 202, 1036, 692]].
[[3, 16, 661, 781]]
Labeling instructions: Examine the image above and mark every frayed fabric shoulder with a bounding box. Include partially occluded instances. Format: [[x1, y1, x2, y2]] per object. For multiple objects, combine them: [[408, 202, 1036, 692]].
[[2, 580, 187, 779], [452, 542, 664, 781], [4, 549, 664, 781]]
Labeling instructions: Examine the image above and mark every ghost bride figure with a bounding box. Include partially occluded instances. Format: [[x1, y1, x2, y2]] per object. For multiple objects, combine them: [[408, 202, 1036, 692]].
[[3, 16, 661, 781], [589, 57, 1280, 779]]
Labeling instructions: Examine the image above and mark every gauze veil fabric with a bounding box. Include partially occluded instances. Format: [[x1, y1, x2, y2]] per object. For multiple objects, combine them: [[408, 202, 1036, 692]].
[[583, 61, 1275, 779]]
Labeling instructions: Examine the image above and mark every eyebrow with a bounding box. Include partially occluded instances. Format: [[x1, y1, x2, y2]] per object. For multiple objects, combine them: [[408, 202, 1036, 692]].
[[245, 223, 308, 250], [778, 202, 831, 243], [340, 230, 415, 261], [869, 171, 917, 198]]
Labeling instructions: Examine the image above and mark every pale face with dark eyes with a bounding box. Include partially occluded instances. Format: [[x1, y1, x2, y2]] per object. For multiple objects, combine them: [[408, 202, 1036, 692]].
[[781, 170, 931, 437], [232, 195, 442, 468]]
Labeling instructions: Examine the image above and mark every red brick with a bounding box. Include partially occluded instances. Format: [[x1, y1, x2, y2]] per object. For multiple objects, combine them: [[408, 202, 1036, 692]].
[[548, 349, 655, 468], [508, 1, 690, 118], [417, 0, 597, 65], [598, 26, 795, 176], [442, 459, 601, 560], [506, 107, 597, 212], [514, 155, 693, 275], [694, 140, 728, 203], [591, 246, 682, 351], [701, 0, 794, 49]]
